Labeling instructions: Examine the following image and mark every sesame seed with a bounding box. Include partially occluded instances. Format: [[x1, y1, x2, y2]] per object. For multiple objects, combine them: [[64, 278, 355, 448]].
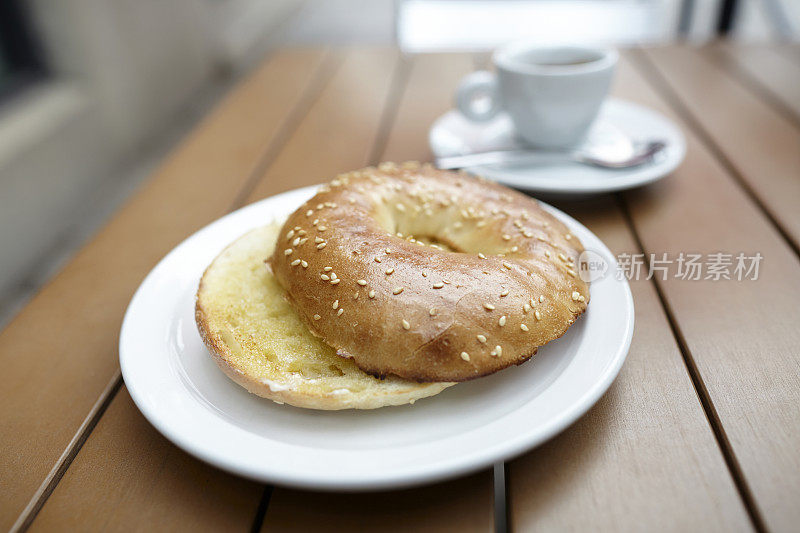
[[301, 260, 308, 268], [385, 248, 391, 254], [374, 257, 381, 263], [332, 300, 339, 310], [495, 345, 503, 356], [502, 262, 512, 270], [330, 272, 337, 280], [316, 242, 327, 250], [357, 279, 367, 286], [286, 230, 295, 240], [330, 279, 340, 285], [320, 274, 330, 281], [483, 303, 495, 310], [511, 246, 519, 252], [500, 289, 509, 297], [393, 287, 404, 295], [568, 269, 577, 278], [306, 210, 314, 217], [433, 282, 444, 289], [544, 250, 551, 258], [368, 290, 376, 298], [499, 316, 507, 326], [396, 203, 405, 212], [478, 253, 486, 259], [502, 234, 511, 241], [354, 292, 359, 299], [477, 334, 487, 343], [460, 352, 470, 361], [565, 234, 572, 240], [291, 259, 301, 266], [313, 314, 321, 320], [284, 248, 294, 257], [571, 291, 581, 301], [523, 303, 531, 313], [559, 253, 568, 262], [520, 323, 529, 331], [299, 238, 308, 245], [429, 308, 437, 316], [534, 310, 542, 320], [523, 230, 533, 238], [298, 230, 306, 236], [292, 237, 301, 246], [514, 221, 522, 228], [316, 203, 323, 209], [315, 237, 324, 243], [318, 226, 327, 232], [312, 219, 319, 226], [324, 266, 333, 271], [402, 319, 411, 330], [421, 271, 428, 277], [337, 308, 344, 316], [539, 295, 545, 302], [385, 268, 394, 275]]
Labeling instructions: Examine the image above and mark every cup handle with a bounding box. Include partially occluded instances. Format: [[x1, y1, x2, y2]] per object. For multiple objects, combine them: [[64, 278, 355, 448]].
[[456, 71, 500, 122]]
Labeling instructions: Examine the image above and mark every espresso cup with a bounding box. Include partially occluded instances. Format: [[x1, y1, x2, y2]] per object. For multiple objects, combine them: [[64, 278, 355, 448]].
[[456, 44, 618, 149]]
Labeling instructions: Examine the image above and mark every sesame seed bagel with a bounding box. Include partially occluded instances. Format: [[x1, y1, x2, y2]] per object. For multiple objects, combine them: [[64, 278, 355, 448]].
[[269, 162, 589, 382], [195, 223, 453, 410]]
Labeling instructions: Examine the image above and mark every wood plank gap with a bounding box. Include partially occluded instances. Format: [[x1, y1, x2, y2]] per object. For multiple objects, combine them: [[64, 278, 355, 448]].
[[614, 194, 768, 533], [229, 49, 344, 210], [704, 47, 800, 130], [494, 463, 507, 533], [249, 485, 274, 533], [628, 48, 800, 260], [366, 55, 412, 166], [10, 371, 123, 533]]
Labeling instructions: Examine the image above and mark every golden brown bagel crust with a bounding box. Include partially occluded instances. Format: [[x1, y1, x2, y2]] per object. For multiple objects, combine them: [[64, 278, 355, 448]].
[[269, 163, 589, 382]]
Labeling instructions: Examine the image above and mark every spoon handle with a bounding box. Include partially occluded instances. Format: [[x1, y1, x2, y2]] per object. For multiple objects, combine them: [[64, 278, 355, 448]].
[[436, 150, 571, 170]]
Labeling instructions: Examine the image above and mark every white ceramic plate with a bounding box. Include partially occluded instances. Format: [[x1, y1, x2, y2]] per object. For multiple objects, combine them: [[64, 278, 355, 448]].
[[120, 185, 634, 490], [430, 98, 685, 196]]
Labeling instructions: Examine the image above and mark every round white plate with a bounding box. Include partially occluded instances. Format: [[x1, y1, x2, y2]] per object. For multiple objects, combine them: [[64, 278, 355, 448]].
[[120, 185, 634, 490], [430, 98, 685, 196]]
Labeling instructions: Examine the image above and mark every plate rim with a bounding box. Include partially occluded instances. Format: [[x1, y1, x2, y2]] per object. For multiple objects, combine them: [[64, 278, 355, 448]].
[[120, 185, 634, 490], [429, 97, 686, 195]]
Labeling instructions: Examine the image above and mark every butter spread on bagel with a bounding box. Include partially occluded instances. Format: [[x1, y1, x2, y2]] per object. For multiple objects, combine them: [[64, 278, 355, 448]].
[[269, 162, 589, 382]]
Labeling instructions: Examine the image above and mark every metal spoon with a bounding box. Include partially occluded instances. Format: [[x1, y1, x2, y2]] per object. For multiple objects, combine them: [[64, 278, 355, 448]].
[[436, 140, 667, 170]]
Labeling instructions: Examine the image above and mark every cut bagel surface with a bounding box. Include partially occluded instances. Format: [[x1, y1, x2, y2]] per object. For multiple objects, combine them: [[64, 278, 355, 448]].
[[195, 223, 454, 410]]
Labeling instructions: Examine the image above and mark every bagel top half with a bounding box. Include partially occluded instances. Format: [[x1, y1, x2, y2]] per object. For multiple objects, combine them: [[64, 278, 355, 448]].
[[268, 162, 589, 382]]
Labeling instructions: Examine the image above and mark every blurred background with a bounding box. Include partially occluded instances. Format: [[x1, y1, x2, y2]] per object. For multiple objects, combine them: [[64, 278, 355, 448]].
[[0, 0, 798, 326]]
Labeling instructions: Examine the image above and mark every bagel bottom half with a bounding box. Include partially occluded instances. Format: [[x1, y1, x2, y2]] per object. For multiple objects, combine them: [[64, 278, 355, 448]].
[[195, 223, 454, 410]]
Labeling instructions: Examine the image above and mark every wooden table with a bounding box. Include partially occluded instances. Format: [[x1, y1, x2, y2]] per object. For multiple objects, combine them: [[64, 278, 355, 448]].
[[2, 43, 799, 532]]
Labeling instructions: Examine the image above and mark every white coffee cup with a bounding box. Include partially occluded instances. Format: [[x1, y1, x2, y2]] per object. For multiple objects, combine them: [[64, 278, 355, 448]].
[[456, 43, 618, 149]]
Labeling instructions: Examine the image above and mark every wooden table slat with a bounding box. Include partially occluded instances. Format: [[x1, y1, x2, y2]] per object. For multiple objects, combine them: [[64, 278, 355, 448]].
[[639, 46, 800, 253], [0, 48, 331, 530], [620, 50, 800, 533], [509, 198, 751, 532], [507, 57, 754, 531], [30, 388, 264, 533], [709, 43, 800, 122]]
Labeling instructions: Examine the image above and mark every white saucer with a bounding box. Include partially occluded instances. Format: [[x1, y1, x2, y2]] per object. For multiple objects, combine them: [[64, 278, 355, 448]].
[[120, 186, 634, 490], [430, 98, 685, 196]]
